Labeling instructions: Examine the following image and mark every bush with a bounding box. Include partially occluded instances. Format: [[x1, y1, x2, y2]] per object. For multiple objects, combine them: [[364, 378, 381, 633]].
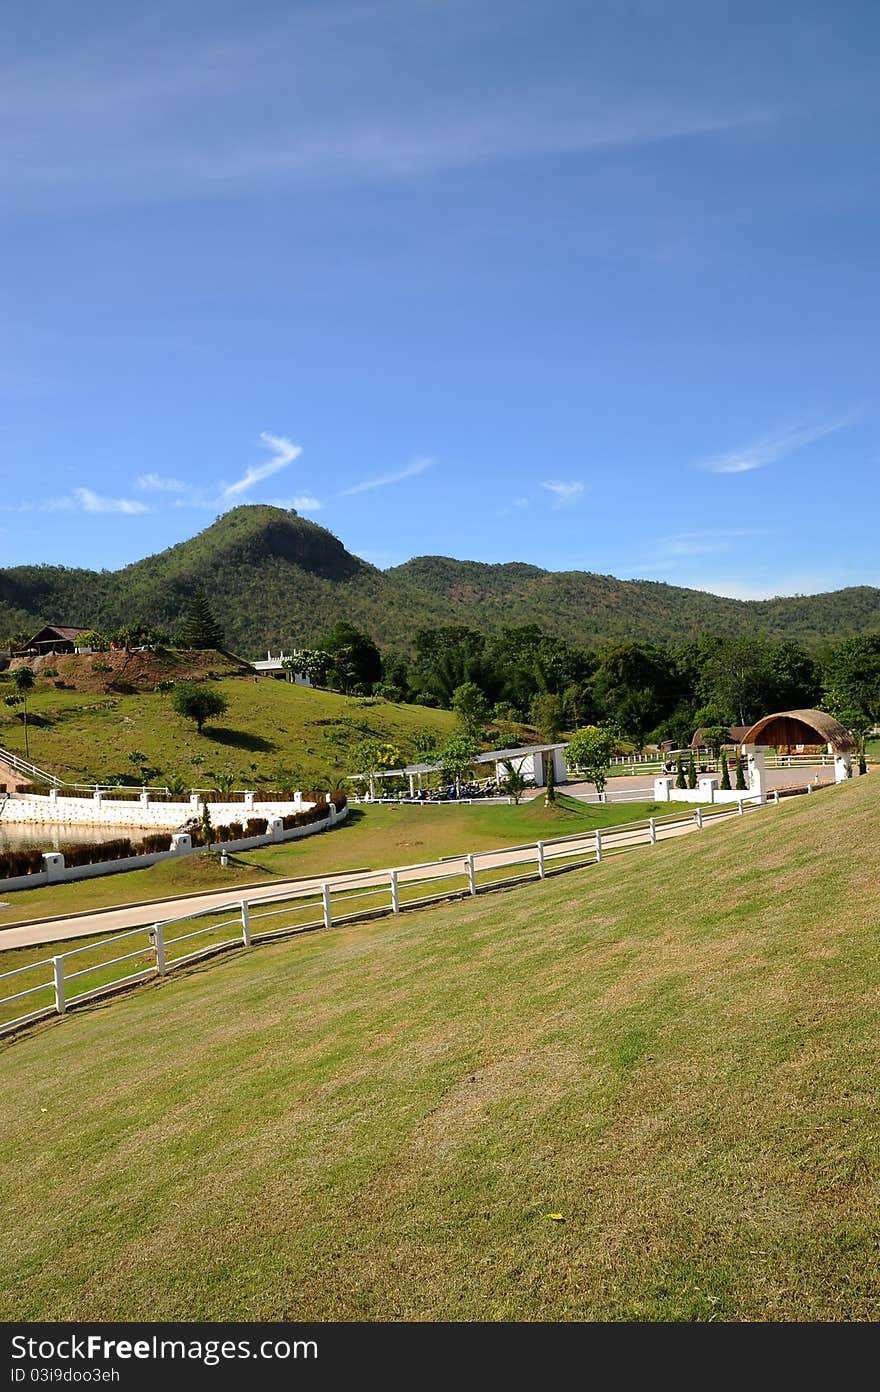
[[58, 837, 133, 867], [281, 804, 331, 831], [245, 817, 268, 836], [226, 821, 243, 841], [0, 846, 44, 879], [329, 792, 348, 812], [139, 833, 173, 854]]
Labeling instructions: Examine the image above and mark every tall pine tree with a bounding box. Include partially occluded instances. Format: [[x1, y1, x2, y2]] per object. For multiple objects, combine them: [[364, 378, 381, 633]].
[[181, 587, 224, 651]]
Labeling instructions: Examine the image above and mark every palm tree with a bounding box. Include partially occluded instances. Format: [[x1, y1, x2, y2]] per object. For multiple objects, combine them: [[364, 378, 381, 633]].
[[12, 667, 35, 760], [501, 760, 528, 805]]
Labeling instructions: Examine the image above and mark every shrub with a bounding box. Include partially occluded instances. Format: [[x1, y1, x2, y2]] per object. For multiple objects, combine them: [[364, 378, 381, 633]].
[[226, 821, 243, 841], [281, 804, 331, 831], [735, 753, 748, 791], [245, 817, 268, 836], [675, 756, 687, 790], [329, 792, 348, 812], [139, 833, 172, 855], [58, 837, 133, 867], [40, 667, 59, 678], [0, 846, 44, 879], [719, 752, 731, 790]]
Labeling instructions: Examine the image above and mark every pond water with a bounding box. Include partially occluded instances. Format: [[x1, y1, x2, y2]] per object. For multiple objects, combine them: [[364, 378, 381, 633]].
[[0, 821, 157, 852]]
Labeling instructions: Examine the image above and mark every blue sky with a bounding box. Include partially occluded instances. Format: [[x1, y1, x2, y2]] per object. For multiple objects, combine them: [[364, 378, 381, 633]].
[[1, 0, 878, 599]]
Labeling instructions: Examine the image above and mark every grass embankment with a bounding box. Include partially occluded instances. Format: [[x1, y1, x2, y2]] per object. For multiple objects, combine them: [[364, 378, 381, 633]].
[[1, 776, 878, 1320], [0, 794, 682, 934], [0, 676, 459, 787]]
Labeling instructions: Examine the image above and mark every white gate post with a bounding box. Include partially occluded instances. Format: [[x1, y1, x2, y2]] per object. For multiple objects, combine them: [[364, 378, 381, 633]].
[[738, 798, 745, 815], [649, 817, 657, 845], [390, 869, 400, 913], [773, 789, 780, 805], [52, 956, 65, 1015], [153, 923, 165, 976], [465, 853, 477, 895], [240, 900, 252, 946], [695, 808, 703, 830], [322, 883, 332, 929], [536, 841, 545, 879], [595, 829, 603, 863]]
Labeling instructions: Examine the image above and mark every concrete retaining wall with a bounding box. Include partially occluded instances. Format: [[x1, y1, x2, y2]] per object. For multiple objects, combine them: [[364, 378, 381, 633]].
[[0, 804, 347, 893]]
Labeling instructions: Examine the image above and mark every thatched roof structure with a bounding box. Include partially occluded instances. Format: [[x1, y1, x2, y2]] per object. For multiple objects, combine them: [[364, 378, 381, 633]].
[[742, 709, 856, 753]]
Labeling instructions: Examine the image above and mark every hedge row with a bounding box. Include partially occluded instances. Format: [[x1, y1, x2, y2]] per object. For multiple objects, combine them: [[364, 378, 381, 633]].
[[0, 797, 347, 880], [281, 803, 331, 831], [0, 832, 174, 879]]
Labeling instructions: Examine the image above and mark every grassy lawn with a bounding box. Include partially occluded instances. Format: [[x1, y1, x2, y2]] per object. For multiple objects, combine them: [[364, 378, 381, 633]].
[[1, 775, 878, 1320], [0, 677, 459, 788], [0, 794, 687, 934]]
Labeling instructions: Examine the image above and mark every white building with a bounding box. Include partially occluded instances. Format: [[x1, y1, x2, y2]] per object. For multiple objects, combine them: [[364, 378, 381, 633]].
[[251, 651, 311, 685]]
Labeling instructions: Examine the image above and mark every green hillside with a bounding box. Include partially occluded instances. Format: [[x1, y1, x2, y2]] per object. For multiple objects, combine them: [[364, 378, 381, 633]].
[[0, 676, 457, 790], [1, 776, 878, 1320], [2, 504, 879, 653]]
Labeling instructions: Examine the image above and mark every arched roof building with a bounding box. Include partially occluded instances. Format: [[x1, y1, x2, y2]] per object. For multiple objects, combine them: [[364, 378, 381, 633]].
[[741, 709, 856, 753]]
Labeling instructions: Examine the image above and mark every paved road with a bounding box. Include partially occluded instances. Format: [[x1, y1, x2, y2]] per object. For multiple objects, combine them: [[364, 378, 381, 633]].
[[0, 800, 758, 952]]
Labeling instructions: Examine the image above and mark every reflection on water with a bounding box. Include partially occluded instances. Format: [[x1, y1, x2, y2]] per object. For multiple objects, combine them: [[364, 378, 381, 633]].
[[0, 822, 156, 852]]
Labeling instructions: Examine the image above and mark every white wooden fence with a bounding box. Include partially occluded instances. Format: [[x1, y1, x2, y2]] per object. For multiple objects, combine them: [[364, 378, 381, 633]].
[[0, 795, 771, 1039]]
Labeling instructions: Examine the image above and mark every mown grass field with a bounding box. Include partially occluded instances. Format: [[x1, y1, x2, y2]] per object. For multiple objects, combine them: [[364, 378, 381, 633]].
[[0, 794, 685, 933], [0, 676, 459, 789], [1, 775, 878, 1320]]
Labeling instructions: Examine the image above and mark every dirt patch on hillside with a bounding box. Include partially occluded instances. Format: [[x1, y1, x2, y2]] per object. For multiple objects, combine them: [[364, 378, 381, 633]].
[[15, 648, 251, 695]]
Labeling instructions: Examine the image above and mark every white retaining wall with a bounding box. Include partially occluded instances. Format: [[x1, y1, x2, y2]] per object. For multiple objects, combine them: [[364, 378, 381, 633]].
[[0, 804, 346, 893], [0, 791, 304, 828]]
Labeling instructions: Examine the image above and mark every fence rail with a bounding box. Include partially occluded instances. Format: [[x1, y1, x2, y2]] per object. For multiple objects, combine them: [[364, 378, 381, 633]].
[[0, 792, 785, 1039]]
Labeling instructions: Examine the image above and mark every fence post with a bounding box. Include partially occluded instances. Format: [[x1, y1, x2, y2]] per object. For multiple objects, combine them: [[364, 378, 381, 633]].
[[536, 841, 545, 880], [649, 817, 657, 845], [153, 923, 165, 977], [595, 829, 603, 863], [240, 900, 252, 947], [695, 808, 703, 830], [52, 956, 65, 1015], [773, 789, 780, 806], [390, 869, 400, 913], [738, 798, 745, 816], [322, 883, 332, 929], [466, 853, 477, 895]]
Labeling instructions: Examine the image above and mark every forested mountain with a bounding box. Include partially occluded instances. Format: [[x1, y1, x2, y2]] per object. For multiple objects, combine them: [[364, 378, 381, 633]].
[[1, 505, 878, 655]]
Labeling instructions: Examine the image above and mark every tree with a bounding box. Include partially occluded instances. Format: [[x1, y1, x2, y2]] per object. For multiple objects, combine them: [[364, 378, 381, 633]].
[[687, 752, 697, 789], [565, 725, 617, 796], [11, 666, 35, 759], [823, 635, 880, 743], [719, 752, 731, 790], [501, 759, 528, 804], [180, 588, 224, 651], [735, 752, 747, 791], [530, 692, 565, 742], [451, 682, 490, 737], [699, 725, 731, 758], [170, 681, 229, 734], [591, 643, 678, 752], [437, 734, 480, 793], [321, 622, 382, 695], [698, 636, 772, 727], [675, 756, 687, 790], [544, 751, 557, 805]]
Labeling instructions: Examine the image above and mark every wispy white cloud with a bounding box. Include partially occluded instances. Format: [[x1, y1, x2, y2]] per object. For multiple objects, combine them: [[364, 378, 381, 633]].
[[540, 481, 586, 508], [223, 432, 302, 499], [272, 495, 323, 513], [699, 418, 852, 474], [0, 14, 773, 210], [655, 528, 758, 557], [136, 473, 188, 493], [339, 457, 432, 497], [3, 489, 152, 515]]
